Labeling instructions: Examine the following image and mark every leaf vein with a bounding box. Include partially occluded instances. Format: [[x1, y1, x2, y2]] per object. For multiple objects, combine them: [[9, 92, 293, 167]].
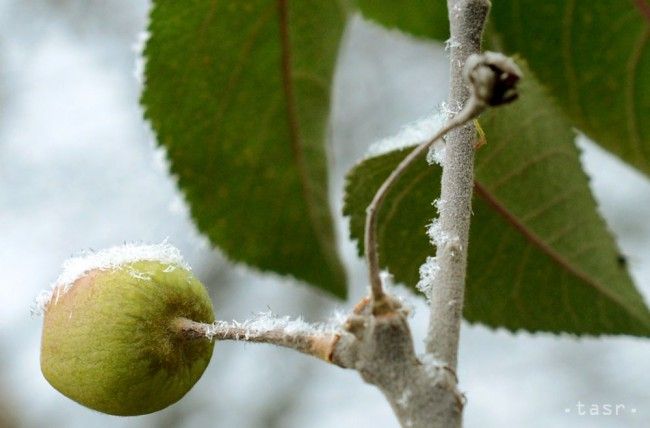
[[476, 109, 549, 172], [562, 0, 584, 124], [560, 269, 581, 329], [212, 4, 276, 138], [473, 181, 648, 327], [489, 148, 574, 191], [277, 0, 333, 264], [625, 26, 650, 165], [520, 185, 582, 224]]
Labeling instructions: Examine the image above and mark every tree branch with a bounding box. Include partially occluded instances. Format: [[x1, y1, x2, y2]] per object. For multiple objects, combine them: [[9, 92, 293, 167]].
[[364, 97, 485, 314], [172, 315, 340, 363], [424, 2, 522, 376], [348, 50, 520, 428], [330, 296, 465, 428], [175, 49, 521, 427], [423, 0, 490, 372]]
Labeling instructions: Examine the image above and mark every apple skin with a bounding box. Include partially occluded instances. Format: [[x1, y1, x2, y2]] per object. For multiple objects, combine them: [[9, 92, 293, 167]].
[[40, 260, 215, 416]]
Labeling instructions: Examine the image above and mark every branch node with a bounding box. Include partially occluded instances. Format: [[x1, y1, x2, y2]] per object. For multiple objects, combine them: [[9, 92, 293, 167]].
[[353, 296, 371, 314], [344, 315, 367, 339]]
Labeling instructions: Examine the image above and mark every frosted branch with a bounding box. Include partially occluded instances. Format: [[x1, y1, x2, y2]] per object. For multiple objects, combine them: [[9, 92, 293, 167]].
[[364, 53, 520, 313], [425, 6, 522, 372], [172, 312, 342, 362]]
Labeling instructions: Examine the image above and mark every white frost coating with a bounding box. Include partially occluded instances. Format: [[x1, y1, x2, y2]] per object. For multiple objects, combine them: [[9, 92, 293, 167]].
[[444, 37, 461, 53], [365, 113, 445, 158], [427, 219, 449, 247], [440, 100, 462, 119], [132, 31, 150, 85], [426, 139, 446, 166], [204, 310, 337, 341], [327, 308, 349, 326], [32, 242, 189, 316], [416, 257, 439, 301], [428, 219, 462, 257], [126, 267, 152, 281], [433, 198, 446, 213]]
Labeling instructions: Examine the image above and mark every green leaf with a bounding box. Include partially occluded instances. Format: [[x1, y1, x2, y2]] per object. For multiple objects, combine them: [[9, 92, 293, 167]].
[[344, 65, 650, 335], [490, 0, 650, 176], [354, 0, 650, 176], [355, 0, 449, 40], [142, 1, 347, 297]]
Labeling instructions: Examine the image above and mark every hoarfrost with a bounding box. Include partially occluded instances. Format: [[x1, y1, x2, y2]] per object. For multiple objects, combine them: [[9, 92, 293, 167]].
[[127, 268, 152, 281], [433, 198, 446, 213], [440, 100, 462, 119], [444, 37, 461, 53], [205, 310, 336, 341], [427, 219, 449, 247], [416, 257, 439, 301], [327, 308, 349, 326], [426, 139, 446, 165], [427, 218, 462, 258], [365, 112, 445, 158], [32, 241, 189, 316]]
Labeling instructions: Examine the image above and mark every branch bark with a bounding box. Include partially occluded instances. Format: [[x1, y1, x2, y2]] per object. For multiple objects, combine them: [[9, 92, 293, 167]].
[[172, 316, 339, 363], [424, 0, 490, 371], [350, 49, 519, 428], [364, 94, 485, 316]]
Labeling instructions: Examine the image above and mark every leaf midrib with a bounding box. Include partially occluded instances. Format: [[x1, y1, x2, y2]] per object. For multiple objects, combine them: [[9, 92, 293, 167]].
[[635, 0, 650, 23], [473, 180, 649, 327], [276, 0, 335, 267]]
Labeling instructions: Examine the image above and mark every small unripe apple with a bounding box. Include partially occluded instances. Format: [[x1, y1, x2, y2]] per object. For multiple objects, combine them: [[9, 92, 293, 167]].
[[40, 258, 215, 416]]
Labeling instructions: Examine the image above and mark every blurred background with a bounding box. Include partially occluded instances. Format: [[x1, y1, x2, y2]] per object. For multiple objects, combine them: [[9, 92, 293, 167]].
[[0, 1, 648, 427]]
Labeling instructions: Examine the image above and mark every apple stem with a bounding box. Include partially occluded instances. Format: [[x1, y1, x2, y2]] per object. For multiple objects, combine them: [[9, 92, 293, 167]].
[[171, 316, 341, 363]]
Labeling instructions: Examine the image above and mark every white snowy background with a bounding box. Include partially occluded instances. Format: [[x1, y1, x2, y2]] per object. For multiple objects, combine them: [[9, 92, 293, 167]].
[[0, 1, 649, 427]]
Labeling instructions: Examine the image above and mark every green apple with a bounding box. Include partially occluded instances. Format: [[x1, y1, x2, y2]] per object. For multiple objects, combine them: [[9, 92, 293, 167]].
[[40, 260, 215, 416]]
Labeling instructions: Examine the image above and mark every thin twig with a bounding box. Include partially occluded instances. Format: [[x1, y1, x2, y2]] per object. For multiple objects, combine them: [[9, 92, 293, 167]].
[[171, 317, 340, 362], [365, 100, 485, 313], [364, 51, 522, 312]]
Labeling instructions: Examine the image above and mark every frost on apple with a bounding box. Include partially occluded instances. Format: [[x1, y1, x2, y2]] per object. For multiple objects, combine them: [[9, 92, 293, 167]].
[[33, 242, 189, 316], [38, 242, 214, 416]]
